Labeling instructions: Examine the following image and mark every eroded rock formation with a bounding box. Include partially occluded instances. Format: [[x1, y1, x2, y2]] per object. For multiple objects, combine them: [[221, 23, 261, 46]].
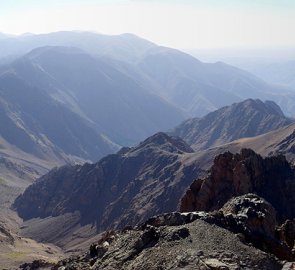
[[180, 149, 295, 222]]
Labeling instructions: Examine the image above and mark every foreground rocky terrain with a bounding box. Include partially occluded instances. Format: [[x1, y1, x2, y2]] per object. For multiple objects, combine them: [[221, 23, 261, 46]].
[[21, 194, 294, 269], [14, 149, 295, 269]]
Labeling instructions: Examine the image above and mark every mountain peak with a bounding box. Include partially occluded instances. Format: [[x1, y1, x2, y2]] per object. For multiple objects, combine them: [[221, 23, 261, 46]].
[[171, 99, 293, 151], [135, 132, 194, 154], [237, 98, 284, 116], [13, 131, 198, 232]]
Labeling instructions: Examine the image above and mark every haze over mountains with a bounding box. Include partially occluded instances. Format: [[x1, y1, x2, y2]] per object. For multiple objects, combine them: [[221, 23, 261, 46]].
[[0, 31, 294, 162], [1, 31, 295, 268], [1, 31, 295, 118], [187, 47, 295, 91], [249, 60, 295, 89], [6, 45, 184, 146], [13, 98, 295, 249]]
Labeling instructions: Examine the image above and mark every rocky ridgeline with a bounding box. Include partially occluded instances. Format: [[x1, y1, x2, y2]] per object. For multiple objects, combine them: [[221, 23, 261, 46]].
[[13, 132, 199, 232]]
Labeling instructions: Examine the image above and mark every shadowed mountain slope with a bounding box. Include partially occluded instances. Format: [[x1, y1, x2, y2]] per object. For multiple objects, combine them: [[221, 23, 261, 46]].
[[13, 133, 198, 234], [17, 148, 295, 268], [13, 121, 295, 249]]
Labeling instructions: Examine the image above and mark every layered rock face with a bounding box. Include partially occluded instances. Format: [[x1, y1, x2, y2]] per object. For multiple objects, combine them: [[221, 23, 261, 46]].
[[180, 148, 295, 221]]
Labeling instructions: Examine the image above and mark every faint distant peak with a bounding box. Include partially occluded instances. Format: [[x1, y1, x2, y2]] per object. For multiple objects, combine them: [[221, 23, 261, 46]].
[[20, 32, 35, 37]]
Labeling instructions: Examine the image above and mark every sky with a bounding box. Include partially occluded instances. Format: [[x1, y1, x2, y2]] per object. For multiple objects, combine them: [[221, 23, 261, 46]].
[[0, 0, 295, 49]]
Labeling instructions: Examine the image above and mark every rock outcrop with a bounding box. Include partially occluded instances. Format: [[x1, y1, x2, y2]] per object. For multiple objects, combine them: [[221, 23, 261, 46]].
[[180, 149, 295, 261], [180, 149, 295, 222], [49, 206, 286, 270]]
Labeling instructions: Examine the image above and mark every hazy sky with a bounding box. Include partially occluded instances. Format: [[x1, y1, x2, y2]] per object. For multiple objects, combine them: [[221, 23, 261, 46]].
[[0, 0, 295, 49]]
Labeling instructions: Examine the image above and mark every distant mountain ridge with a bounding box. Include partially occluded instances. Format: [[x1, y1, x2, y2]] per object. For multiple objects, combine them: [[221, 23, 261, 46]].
[[1, 31, 295, 117], [171, 99, 293, 150], [1, 45, 185, 146], [242, 60, 295, 89], [0, 31, 156, 62], [137, 47, 295, 116]]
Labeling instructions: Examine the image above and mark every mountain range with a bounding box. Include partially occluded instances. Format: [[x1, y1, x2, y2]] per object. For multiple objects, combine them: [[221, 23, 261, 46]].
[[0, 31, 294, 165], [13, 98, 295, 249], [248, 60, 295, 89], [1, 31, 295, 117], [14, 133, 198, 244], [2, 31, 295, 268]]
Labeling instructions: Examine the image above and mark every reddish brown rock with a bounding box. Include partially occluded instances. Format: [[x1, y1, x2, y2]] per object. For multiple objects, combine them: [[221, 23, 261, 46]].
[[180, 149, 295, 222]]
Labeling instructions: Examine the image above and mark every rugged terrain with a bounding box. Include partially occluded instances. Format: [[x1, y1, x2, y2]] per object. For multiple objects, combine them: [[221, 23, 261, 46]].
[[2, 32, 295, 269], [180, 148, 295, 219], [172, 99, 293, 150], [50, 210, 285, 270], [10, 129, 295, 269], [13, 133, 202, 246], [20, 149, 295, 269]]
